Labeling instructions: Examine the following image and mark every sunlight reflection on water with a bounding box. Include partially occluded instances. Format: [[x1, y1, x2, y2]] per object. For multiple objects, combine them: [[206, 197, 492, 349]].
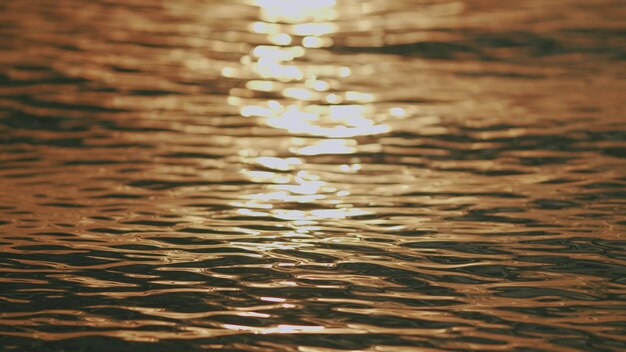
[[227, 0, 398, 222], [0, 0, 625, 350]]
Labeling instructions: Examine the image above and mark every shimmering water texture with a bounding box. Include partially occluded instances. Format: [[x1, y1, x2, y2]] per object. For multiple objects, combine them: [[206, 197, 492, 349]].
[[1, 0, 625, 351]]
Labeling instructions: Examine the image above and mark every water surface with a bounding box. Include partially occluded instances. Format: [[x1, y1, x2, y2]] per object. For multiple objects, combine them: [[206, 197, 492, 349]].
[[0, 0, 625, 351]]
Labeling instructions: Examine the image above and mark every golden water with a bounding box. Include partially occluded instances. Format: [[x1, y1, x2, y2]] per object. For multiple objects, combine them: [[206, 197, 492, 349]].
[[0, 0, 625, 351]]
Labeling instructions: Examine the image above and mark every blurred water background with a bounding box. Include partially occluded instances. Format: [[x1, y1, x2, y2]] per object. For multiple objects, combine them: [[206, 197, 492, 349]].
[[0, 0, 625, 351]]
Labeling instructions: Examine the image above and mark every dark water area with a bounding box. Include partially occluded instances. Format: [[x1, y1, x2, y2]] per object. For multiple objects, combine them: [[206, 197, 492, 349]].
[[1, 0, 625, 351]]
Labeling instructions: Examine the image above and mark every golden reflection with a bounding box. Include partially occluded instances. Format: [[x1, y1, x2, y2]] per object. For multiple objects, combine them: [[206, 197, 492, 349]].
[[249, 0, 337, 23], [240, 102, 391, 138], [255, 156, 302, 171], [224, 324, 325, 334], [294, 139, 356, 155], [226, 0, 401, 223]]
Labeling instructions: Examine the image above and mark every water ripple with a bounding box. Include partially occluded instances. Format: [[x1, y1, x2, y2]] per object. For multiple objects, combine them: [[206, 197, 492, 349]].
[[1, 0, 625, 351]]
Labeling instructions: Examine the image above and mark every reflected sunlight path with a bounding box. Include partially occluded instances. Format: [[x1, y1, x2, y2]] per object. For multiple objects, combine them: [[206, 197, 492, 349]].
[[224, 0, 408, 226]]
